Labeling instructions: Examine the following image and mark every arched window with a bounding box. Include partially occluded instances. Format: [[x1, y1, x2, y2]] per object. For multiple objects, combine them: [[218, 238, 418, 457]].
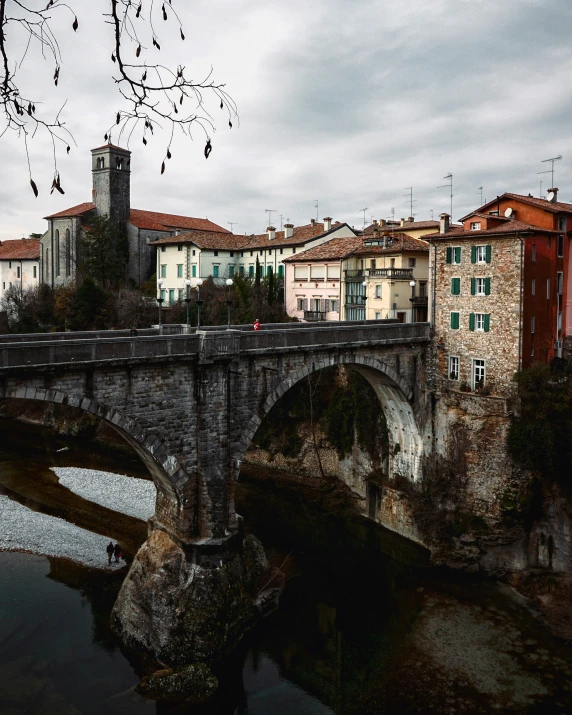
[[116, 156, 123, 170], [45, 248, 49, 281], [65, 228, 71, 277], [96, 157, 105, 169], [55, 229, 60, 277]]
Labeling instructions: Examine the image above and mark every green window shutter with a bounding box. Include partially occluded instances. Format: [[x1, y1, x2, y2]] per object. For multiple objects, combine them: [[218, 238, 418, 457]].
[[213, 265, 219, 278], [471, 277, 476, 295], [485, 277, 491, 295], [469, 313, 475, 331], [450, 312, 459, 329], [228, 265, 235, 277], [484, 314, 490, 332], [446, 247, 452, 264], [177, 264, 183, 278], [471, 246, 477, 263], [455, 247, 461, 264], [278, 265, 284, 277], [451, 277, 460, 295], [249, 265, 254, 277], [192, 265, 196, 277], [485, 245, 492, 263]]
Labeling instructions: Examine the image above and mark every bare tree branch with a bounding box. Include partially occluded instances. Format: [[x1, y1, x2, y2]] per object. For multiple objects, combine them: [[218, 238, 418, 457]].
[[0, 0, 237, 196]]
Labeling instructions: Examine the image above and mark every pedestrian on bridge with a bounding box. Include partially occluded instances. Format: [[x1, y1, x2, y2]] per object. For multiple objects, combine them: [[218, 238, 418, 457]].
[[113, 543, 122, 563], [253, 318, 261, 331], [106, 542, 114, 566]]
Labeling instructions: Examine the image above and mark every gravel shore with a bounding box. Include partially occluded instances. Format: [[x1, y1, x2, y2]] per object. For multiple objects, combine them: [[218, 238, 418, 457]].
[[0, 495, 124, 570], [52, 467, 156, 521]]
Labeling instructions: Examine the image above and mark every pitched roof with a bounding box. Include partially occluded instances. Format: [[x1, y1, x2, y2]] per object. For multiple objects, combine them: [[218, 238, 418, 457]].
[[425, 220, 558, 240], [245, 221, 353, 249], [149, 230, 245, 250], [128, 209, 228, 233], [462, 193, 572, 220], [0, 238, 40, 260], [363, 220, 438, 234], [44, 202, 96, 219], [354, 233, 430, 255], [91, 143, 131, 153], [283, 236, 365, 262]]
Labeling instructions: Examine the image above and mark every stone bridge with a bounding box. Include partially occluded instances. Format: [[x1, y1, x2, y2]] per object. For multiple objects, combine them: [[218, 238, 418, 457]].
[[0, 320, 431, 666]]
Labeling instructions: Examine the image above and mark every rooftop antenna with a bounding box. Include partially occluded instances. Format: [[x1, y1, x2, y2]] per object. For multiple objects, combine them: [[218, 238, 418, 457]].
[[537, 155, 562, 189], [265, 209, 278, 227], [314, 200, 319, 222], [390, 207, 395, 235], [438, 173, 453, 217], [359, 208, 368, 230], [228, 222, 238, 233], [478, 186, 483, 205], [539, 180, 543, 199], [404, 187, 415, 218], [279, 214, 284, 231], [430, 209, 434, 220]]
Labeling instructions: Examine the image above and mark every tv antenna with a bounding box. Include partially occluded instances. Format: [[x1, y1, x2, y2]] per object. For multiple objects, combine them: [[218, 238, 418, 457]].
[[265, 209, 278, 227], [314, 200, 319, 222], [539, 180, 543, 198], [438, 173, 453, 217], [477, 186, 483, 205], [430, 209, 434, 220], [404, 187, 415, 217], [537, 155, 562, 189], [228, 222, 238, 233], [279, 214, 284, 231], [359, 208, 368, 230]]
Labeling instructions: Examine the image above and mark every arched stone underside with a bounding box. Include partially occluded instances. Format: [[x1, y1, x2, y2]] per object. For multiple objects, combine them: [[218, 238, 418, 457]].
[[1, 387, 193, 539], [232, 353, 423, 486]]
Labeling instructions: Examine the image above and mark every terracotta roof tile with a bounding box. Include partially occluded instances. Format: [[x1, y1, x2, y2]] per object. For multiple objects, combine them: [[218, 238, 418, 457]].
[[91, 143, 131, 153], [149, 230, 245, 250], [245, 221, 350, 249], [353, 233, 429, 255], [363, 220, 438, 234], [425, 220, 558, 240], [44, 202, 96, 219], [0, 238, 40, 260], [128, 209, 228, 233], [283, 236, 364, 262], [462, 193, 572, 220]]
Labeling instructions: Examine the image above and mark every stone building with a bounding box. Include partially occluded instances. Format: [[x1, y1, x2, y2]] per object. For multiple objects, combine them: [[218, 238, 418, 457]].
[[40, 144, 228, 287], [426, 202, 569, 396], [0, 238, 40, 300]]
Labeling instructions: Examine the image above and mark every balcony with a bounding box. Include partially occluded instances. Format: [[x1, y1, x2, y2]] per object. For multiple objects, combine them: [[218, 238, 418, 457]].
[[304, 310, 326, 321], [344, 268, 414, 281], [409, 295, 428, 306]]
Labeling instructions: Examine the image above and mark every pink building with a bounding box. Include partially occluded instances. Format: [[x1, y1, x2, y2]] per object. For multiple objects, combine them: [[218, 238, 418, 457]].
[[284, 236, 364, 321]]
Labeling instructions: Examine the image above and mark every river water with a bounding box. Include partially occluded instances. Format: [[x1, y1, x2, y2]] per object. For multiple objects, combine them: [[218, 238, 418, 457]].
[[1, 418, 572, 714]]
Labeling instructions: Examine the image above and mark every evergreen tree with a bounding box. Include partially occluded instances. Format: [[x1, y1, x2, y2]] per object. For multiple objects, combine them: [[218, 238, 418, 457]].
[[80, 214, 129, 287]]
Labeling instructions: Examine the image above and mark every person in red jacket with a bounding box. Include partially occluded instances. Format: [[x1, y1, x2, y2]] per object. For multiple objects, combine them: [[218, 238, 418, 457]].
[[253, 319, 261, 331]]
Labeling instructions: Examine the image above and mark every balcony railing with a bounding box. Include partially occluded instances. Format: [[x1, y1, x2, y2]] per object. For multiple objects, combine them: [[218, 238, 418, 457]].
[[409, 295, 428, 305], [303, 310, 327, 321], [344, 268, 414, 281]]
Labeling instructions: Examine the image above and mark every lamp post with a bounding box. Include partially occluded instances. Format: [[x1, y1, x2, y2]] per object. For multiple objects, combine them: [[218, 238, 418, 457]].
[[225, 278, 234, 329], [157, 279, 164, 331], [195, 278, 204, 330], [362, 279, 368, 321], [184, 279, 192, 331], [409, 280, 416, 323]]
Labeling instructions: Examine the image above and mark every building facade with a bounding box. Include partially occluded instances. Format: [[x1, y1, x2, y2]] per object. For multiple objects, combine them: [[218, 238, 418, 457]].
[[0, 238, 40, 301]]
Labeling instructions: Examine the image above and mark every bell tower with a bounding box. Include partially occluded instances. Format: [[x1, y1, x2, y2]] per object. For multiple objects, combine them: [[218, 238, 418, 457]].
[[91, 143, 131, 225]]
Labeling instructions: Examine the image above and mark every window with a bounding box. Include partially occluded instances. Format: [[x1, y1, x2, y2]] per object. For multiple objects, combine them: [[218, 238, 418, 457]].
[[214, 251, 218, 257], [177, 264, 183, 278], [294, 266, 308, 280], [267, 265, 272, 276], [547, 277, 551, 298], [446, 247, 462, 264], [169, 289, 175, 305], [293, 247, 296, 254], [55, 229, 60, 277], [192, 265, 197, 278], [469, 312, 490, 332], [268, 249, 272, 255], [451, 277, 461, 295], [278, 265, 284, 277], [160, 264, 167, 278], [213, 265, 219, 278], [558, 216, 567, 231], [375, 284, 382, 298], [472, 359, 486, 389], [419, 281, 427, 297], [33, 266, 37, 278], [249, 265, 254, 277], [250, 251, 253, 256], [297, 298, 304, 311], [408, 257, 416, 267], [450, 311, 460, 329], [557, 235, 564, 257], [370, 259, 376, 270], [240, 252, 244, 257], [532, 244, 536, 262], [531, 278, 535, 296], [331, 300, 339, 312], [161, 246, 166, 252], [8, 261, 11, 268], [472, 245, 491, 264], [390, 257, 395, 267], [449, 356, 459, 380], [239, 265, 245, 275], [65, 228, 71, 277], [228, 265, 235, 277], [230, 251, 234, 258], [472, 277, 490, 296], [470, 222, 481, 230], [531, 316, 535, 334], [375, 312, 381, 319], [310, 265, 325, 280], [531, 346, 535, 357], [178, 289, 184, 301], [280, 248, 284, 255], [260, 250, 263, 255], [177, 245, 183, 252], [160, 289, 165, 301], [192, 249, 196, 256], [557, 271, 563, 294], [116, 157, 124, 170]]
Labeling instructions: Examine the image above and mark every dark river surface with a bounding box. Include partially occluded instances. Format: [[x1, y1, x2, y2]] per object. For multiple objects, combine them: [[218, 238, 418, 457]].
[[1, 418, 572, 714]]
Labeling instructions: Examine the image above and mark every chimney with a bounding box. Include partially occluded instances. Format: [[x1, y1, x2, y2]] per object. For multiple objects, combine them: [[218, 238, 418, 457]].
[[267, 226, 276, 240], [400, 218, 405, 227], [373, 227, 380, 239], [284, 223, 294, 239], [310, 218, 316, 226], [379, 219, 387, 227], [323, 216, 332, 232], [407, 216, 414, 222], [548, 188, 558, 202], [439, 213, 450, 234]]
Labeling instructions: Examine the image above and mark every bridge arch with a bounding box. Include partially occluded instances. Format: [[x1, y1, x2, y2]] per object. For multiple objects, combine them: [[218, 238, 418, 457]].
[[233, 353, 423, 486], [1, 386, 193, 539]]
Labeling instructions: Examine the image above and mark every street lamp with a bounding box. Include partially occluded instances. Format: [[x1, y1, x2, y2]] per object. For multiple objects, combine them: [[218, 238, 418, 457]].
[[225, 278, 234, 329], [184, 279, 192, 331], [362, 279, 368, 321], [157, 279, 164, 330], [195, 278, 204, 330]]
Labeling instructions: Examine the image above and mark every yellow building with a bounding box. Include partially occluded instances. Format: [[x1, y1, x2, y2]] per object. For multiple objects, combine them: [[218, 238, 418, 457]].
[[341, 231, 430, 322]]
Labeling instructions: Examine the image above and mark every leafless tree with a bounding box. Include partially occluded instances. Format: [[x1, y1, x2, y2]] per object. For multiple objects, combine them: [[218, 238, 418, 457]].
[[0, 1, 237, 196]]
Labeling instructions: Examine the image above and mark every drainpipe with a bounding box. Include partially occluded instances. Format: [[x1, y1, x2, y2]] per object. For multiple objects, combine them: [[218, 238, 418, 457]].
[[517, 233, 524, 371]]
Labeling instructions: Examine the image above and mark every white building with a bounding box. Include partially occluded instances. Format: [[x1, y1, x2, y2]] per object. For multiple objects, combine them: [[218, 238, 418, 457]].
[[0, 238, 40, 301]]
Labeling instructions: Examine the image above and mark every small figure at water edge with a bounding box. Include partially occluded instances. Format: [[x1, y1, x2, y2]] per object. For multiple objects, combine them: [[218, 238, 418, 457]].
[[113, 543, 122, 563], [106, 541, 114, 566], [253, 318, 261, 331], [130, 327, 138, 337]]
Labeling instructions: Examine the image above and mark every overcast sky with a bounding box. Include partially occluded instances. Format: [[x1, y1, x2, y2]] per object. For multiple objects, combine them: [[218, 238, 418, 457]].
[[2, 0, 572, 240]]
